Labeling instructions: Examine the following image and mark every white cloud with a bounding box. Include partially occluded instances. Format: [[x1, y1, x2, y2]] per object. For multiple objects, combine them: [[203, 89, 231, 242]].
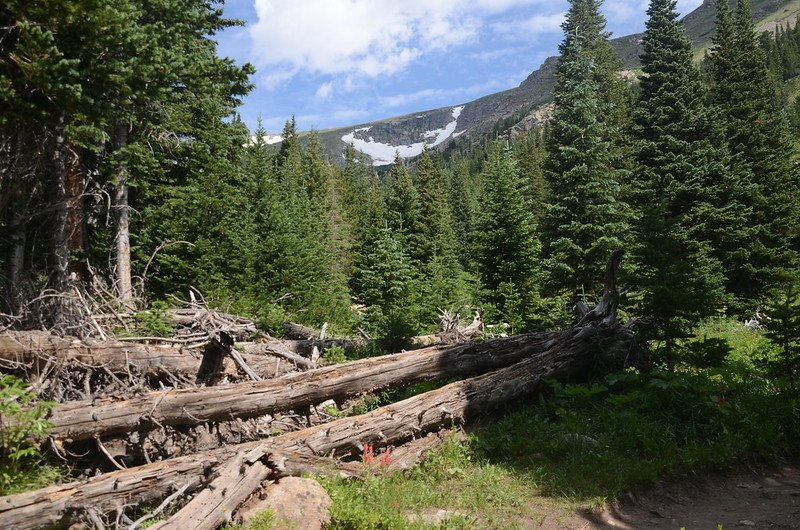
[[470, 47, 518, 61], [493, 12, 566, 37], [379, 80, 506, 108], [605, 0, 648, 25], [249, 0, 552, 86], [315, 81, 334, 100]]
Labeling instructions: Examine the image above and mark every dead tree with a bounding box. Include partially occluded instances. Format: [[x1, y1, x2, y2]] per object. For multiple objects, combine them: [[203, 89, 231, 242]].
[[0, 251, 634, 530]]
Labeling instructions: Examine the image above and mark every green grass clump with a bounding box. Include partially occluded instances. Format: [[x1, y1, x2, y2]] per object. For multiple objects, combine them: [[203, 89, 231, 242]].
[[321, 319, 799, 528], [321, 436, 563, 529]]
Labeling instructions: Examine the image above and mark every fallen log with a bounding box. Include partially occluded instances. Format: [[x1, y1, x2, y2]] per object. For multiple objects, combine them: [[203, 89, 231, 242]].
[[0, 331, 203, 375], [0, 331, 294, 386], [47, 329, 561, 442], [145, 447, 271, 530], [152, 430, 456, 530], [0, 251, 632, 530], [0, 252, 633, 529], [239, 342, 318, 369], [0, 446, 360, 530]]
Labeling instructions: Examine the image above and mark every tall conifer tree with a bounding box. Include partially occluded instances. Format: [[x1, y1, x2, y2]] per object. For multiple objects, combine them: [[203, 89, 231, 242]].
[[709, 0, 800, 303], [476, 143, 541, 330], [633, 0, 728, 369], [542, 14, 632, 299]]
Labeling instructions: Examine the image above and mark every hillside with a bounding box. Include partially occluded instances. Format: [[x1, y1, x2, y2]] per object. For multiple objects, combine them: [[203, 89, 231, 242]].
[[304, 0, 800, 166]]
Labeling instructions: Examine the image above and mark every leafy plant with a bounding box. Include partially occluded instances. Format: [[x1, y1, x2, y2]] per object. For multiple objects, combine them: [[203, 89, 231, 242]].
[[0, 375, 56, 494], [134, 301, 174, 337], [321, 345, 349, 366], [761, 282, 800, 390]]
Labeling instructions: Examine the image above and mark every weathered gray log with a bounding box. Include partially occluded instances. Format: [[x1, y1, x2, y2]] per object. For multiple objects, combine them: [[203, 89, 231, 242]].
[[152, 430, 453, 530], [0, 447, 360, 530], [238, 342, 318, 369], [0, 331, 290, 382], [0, 331, 203, 374], [48, 329, 561, 442], [148, 446, 272, 530], [282, 322, 319, 340]]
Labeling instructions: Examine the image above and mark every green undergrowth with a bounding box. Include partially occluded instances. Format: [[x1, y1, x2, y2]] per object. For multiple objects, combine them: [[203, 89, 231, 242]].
[[321, 318, 799, 529], [0, 375, 67, 496]]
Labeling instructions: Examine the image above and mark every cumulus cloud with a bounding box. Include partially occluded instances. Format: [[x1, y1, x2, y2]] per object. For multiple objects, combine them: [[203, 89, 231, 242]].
[[249, 0, 552, 86], [379, 79, 512, 108], [493, 12, 566, 36], [315, 81, 334, 100]]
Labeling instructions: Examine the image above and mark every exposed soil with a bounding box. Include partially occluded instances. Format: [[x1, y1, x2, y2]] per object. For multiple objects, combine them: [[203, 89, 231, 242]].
[[567, 458, 800, 530]]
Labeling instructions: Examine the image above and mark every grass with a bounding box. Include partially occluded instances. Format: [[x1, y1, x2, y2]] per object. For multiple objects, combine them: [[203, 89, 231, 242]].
[[320, 318, 799, 529]]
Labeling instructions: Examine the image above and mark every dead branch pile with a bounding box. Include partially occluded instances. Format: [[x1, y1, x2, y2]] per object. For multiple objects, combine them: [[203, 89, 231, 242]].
[[0, 251, 635, 530]]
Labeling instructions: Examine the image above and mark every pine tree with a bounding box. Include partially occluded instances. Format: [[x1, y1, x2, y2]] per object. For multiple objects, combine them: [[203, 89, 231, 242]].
[[413, 148, 458, 264], [709, 0, 800, 303], [541, 27, 632, 299], [445, 155, 481, 271], [558, 0, 633, 159], [384, 153, 422, 249], [762, 280, 800, 391], [632, 0, 728, 370], [352, 226, 419, 347], [413, 148, 472, 324], [475, 142, 541, 331], [513, 131, 550, 223]]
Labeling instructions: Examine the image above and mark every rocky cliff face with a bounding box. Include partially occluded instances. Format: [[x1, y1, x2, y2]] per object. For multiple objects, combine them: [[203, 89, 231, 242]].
[[308, 0, 796, 166]]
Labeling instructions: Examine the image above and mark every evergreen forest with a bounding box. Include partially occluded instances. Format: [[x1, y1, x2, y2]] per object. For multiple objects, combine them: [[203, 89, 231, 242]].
[[1, 0, 800, 526]]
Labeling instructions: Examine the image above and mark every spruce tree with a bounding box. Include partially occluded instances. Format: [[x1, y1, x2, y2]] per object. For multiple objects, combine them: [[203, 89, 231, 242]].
[[541, 28, 632, 299], [413, 148, 458, 264], [558, 0, 633, 160], [352, 226, 419, 346], [632, 0, 728, 370], [475, 142, 541, 331], [384, 153, 422, 249], [709, 0, 800, 303], [412, 148, 472, 324], [445, 155, 481, 271]]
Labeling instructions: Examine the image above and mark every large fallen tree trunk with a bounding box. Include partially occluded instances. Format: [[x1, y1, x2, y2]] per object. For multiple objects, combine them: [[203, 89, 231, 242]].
[[0, 251, 634, 530], [0, 331, 294, 385], [48, 330, 561, 442]]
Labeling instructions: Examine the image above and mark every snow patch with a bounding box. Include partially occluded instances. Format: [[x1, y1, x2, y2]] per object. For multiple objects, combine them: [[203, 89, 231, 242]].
[[341, 106, 465, 166], [248, 134, 283, 145]]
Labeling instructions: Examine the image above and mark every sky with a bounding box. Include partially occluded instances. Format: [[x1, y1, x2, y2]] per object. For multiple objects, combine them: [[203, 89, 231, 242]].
[[215, 0, 705, 134]]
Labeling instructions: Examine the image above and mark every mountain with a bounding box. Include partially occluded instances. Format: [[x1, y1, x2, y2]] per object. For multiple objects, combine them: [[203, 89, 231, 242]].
[[302, 0, 800, 166]]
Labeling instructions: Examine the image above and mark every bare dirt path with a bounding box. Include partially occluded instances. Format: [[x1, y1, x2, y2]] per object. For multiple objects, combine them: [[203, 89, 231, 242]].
[[573, 459, 800, 530]]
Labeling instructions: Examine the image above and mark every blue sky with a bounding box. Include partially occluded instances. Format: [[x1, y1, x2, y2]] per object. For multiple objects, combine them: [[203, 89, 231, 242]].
[[216, 0, 705, 133]]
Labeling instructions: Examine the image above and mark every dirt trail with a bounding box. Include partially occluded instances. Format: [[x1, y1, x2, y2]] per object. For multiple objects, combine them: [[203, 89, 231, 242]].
[[574, 459, 800, 530]]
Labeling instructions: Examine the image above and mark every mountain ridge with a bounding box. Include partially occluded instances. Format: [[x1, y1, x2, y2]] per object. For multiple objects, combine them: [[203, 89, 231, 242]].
[[299, 0, 799, 166]]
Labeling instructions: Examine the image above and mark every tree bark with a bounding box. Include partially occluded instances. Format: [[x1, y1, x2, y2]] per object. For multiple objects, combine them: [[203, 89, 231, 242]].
[[114, 124, 133, 308], [0, 331, 286, 381], [47, 118, 70, 300], [47, 329, 561, 442], [147, 446, 272, 530]]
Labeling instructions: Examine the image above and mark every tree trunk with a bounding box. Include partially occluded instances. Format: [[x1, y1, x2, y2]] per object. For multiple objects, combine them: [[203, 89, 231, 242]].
[[64, 146, 86, 281], [48, 329, 561, 441], [114, 124, 133, 308], [48, 118, 70, 298], [0, 331, 287, 382], [4, 207, 27, 314]]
